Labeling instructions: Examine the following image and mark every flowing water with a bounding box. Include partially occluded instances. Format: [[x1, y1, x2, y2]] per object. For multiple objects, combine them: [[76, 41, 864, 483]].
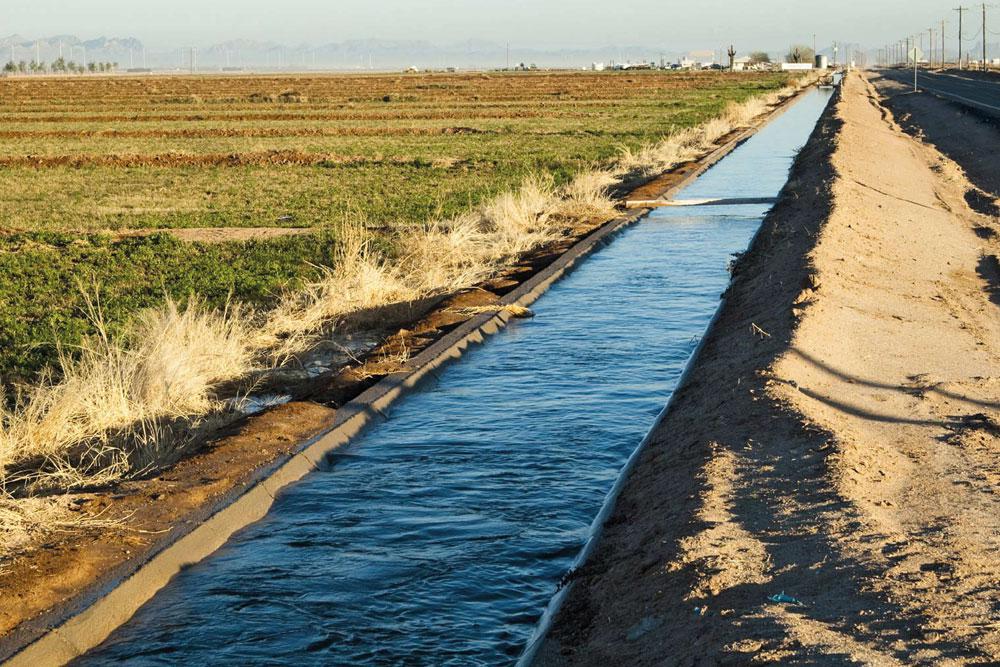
[[77, 86, 834, 666]]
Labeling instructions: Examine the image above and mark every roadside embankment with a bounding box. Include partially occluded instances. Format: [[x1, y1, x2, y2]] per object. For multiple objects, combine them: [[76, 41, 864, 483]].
[[539, 71, 1000, 664], [869, 70, 1000, 213]]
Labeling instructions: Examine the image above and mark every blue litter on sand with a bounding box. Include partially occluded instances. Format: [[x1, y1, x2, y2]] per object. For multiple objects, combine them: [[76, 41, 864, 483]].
[[768, 591, 804, 606]]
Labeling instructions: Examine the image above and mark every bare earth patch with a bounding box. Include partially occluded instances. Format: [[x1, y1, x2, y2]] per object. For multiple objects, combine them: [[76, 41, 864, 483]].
[[117, 227, 313, 243]]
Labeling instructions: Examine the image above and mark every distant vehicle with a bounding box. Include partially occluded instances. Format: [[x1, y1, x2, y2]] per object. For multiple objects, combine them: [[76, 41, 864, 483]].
[[708, 64, 724, 70]]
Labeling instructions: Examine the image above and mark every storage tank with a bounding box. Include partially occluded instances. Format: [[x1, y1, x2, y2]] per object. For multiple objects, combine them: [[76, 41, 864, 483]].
[[814, 54, 829, 70]]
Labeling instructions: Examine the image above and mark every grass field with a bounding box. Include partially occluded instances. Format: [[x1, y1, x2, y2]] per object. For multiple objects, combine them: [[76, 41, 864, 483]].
[[0, 70, 793, 383]]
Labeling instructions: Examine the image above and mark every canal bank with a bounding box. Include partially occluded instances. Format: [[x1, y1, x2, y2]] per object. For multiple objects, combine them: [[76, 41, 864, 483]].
[[538, 72, 1000, 666]]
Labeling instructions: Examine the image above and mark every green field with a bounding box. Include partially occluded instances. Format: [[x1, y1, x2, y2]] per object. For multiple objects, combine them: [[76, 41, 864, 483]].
[[0, 70, 792, 382]]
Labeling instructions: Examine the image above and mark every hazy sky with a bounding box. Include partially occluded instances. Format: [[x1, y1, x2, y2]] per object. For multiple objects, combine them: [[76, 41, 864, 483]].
[[1, 0, 966, 50]]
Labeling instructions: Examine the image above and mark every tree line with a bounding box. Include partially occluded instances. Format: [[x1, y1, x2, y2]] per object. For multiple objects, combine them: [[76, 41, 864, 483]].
[[2, 58, 118, 75]]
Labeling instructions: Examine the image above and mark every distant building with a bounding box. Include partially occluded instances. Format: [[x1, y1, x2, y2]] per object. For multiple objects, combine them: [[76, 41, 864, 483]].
[[732, 56, 752, 72], [612, 62, 653, 70], [689, 49, 716, 62], [591, 62, 605, 71], [781, 62, 814, 71]]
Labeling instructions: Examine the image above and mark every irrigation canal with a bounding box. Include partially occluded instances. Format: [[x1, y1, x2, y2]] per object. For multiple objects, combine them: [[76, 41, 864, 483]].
[[76, 84, 835, 665]]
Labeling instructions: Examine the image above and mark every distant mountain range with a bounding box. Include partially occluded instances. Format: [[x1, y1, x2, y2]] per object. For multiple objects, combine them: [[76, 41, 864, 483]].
[[1, 35, 143, 64], [1, 34, 715, 71]]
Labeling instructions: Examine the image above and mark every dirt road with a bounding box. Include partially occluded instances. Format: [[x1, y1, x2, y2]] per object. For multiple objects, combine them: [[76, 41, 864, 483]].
[[539, 72, 1000, 664]]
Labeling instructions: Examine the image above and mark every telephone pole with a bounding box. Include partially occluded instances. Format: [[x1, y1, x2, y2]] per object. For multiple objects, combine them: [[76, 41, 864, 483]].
[[929, 28, 935, 67], [942, 19, 946, 68], [983, 3, 988, 71], [955, 6, 969, 69]]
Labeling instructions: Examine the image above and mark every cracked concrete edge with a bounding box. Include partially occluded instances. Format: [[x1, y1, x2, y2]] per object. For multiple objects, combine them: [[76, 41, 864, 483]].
[[3, 82, 820, 667]]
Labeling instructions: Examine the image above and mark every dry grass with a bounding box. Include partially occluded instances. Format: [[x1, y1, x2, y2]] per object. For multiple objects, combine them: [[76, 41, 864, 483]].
[[1, 296, 254, 489], [0, 492, 126, 567], [614, 74, 817, 178], [0, 73, 817, 502], [448, 304, 535, 318]]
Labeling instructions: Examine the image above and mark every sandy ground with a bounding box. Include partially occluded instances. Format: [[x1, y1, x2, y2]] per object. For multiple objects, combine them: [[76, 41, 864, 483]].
[[540, 72, 1000, 664], [870, 71, 1000, 217]]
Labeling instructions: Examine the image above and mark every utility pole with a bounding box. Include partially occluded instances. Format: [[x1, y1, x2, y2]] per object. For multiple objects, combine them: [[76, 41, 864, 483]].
[[956, 6, 969, 69], [983, 3, 988, 71], [942, 19, 947, 67], [929, 28, 935, 68]]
